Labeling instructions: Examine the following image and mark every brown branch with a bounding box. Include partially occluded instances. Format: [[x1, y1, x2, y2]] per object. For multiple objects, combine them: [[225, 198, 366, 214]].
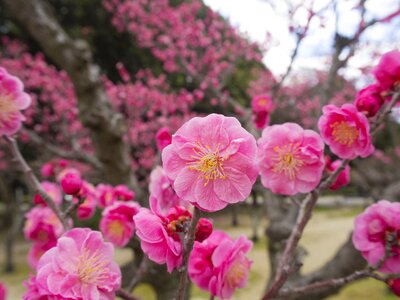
[[3, 136, 69, 230], [22, 128, 102, 170], [176, 207, 202, 300], [128, 257, 150, 292]]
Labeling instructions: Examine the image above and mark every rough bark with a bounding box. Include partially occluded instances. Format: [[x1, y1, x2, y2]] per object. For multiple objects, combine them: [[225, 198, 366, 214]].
[[1, 0, 142, 199]]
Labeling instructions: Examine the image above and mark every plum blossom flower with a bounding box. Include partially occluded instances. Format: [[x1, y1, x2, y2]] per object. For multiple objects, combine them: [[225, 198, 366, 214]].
[[33, 181, 62, 206], [133, 206, 192, 272], [100, 201, 140, 247], [97, 184, 116, 208], [352, 200, 400, 274], [251, 94, 274, 129], [156, 126, 172, 151], [354, 84, 384, 117], [113, 184, 135, 201], [257, 123, 325, 195], [35, 228, 121, 299], [373, 50, 400, 92], [162, 114, 258, 212], [325, 159, 350, 190], [189, 230, 252, 299], [0, 67, 31, 136], [318, 104, 374, 160], [75, 181, 97, 220], [149, 166, 187, 214], [23, 275, 73, 300]]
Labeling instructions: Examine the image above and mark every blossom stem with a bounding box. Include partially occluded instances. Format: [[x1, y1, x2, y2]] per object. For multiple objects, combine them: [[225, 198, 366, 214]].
[[262, 90, 400, 300], [116, 288, 140, 300], [3, 136, 70, 230], [176, 207, 201, 300]]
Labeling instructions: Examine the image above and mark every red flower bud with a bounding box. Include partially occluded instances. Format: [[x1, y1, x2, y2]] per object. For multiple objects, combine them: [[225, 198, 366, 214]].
[[60, 172, 82, 195], [388, 278, 400, 297], [195, 218, 213, 242]]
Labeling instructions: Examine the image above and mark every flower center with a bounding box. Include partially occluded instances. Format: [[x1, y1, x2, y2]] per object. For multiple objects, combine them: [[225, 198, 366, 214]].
[[272, 143, 304, 180], [330, 121, 359, 146], [226, 259, 247, 288], [258, 98, 268, 107], [0, 94, 17, 115], [108, 220, 124, 238], [189, 142, 227, 186], [77, 249, 109, 285]]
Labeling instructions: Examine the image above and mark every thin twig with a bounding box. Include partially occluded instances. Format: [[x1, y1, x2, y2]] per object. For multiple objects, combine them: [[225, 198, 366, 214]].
[[128, 257, 150, 292], [116, 288, 140, 300], [176, 207, 201, 300], [4, 135, 69, 230]]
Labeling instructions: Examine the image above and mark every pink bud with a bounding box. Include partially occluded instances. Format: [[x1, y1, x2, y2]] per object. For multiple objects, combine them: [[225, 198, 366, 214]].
[[40, 162, 54, 178], [195, 218, 213, 242], [354, 84, 384, 117], [58, 159, 69, 168], [60, 172, 82, 195], [156, 127, 172, 152], [388, 278, 400, 296]]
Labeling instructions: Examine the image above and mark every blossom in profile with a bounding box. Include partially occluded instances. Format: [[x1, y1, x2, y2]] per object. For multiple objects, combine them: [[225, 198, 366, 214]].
[[156, 126, 172, 151], [354, 84, 384, 117], [97, 184, 116, 208], [352, 200, 400, 273], [75, 181, 98, 220], [189, 230, 252, 299], [251, 94, 274, 129], [318, 104, 374, 159], [326, 159, 350, 190], [35, 228, 121, 299], [257, 123, 325, 195], [0, 67, 31, 136], [133, 206, 192, 272], [162, 114, 258, 212], [114, 184, 135, 201], [149, 166, 187, 214], [373, 50, 400, 92], [33, 181, 62, 207], [100, 201, 140, 247], [0, 282, 6, 300]]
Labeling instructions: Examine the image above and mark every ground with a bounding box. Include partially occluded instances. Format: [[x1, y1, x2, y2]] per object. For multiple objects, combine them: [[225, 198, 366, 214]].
[[0, 206, 397, 300]]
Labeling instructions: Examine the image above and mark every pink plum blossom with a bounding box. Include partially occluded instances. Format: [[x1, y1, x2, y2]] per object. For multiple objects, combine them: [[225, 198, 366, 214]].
[[251, 94, 274, 129], [35, 228, 121, 299], [149, 166, 187, 214], [75, 181, 97, 220], [257, 123, 325, 195], [0, 67, 31, 136], [100, 201, 140, 247], [373, 50, 400, 92], [97, 184, 116, 208], [318, 104, 374, 160], [28, 242, 54, 270], [23, 275, 73, 300], [189, 230, 252, 299], [113, 184, 135, 201], [133, 206, 193, 272], [162, 114, 258, 212], [60, 171, 82, 195], [352, 200, 400, 274], [354, 84, 384, 117], [40, 162, 55, 178], [326, 159, 350, 190], [33, 181, 62, 206], [0, 282, 6, 300], [156, 126, 172, 151]]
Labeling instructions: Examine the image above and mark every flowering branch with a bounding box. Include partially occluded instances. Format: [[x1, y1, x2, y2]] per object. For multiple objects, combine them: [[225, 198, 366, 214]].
[[3, 135, 69, 230], [263, 90, 400, 300], [176, 207, 202, 300]]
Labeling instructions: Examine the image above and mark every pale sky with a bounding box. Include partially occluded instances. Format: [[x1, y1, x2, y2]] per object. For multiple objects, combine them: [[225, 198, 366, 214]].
[[203, 0, 400, 81]]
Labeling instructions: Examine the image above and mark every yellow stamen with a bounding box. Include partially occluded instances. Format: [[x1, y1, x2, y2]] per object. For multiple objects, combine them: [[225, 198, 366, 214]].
[[272, 143, 304, 180], [77, 249, 109, 285], [108, 220, 124, 238], [330, 121, 359, 146], [188, 142, 227, 186], [226, 259, 247, 288]]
